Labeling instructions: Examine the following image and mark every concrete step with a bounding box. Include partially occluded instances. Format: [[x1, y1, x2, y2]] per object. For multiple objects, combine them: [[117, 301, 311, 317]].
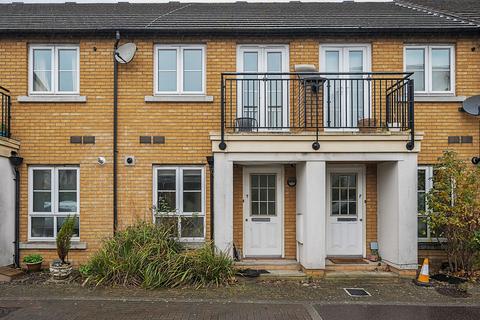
[[259, 269, 307, 280], [325, 259, 388, 272], [0, 266, 23, 282], [324, 270, 399, 283], [235, 259, 301, 271]]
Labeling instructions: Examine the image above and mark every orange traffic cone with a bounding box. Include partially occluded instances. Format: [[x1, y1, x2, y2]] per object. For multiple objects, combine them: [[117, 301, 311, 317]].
[[415, 258, 430, 286]]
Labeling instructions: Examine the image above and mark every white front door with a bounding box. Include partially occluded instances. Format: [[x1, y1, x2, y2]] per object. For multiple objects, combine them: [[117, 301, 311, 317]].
[[243, 166, 283, 257], [326, 166, 364, 257], [237, 46, 289, 130], [320, 45, 371, 129]]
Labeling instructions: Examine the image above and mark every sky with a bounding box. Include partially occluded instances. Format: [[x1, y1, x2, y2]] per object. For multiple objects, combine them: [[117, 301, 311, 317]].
[[0, 0, 393, 3]]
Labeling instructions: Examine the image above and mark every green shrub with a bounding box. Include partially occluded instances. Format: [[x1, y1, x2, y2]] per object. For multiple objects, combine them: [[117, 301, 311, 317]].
[[82, 221, 234, 288], [57, 215, 77, 264], [23, 254, 43, 264]]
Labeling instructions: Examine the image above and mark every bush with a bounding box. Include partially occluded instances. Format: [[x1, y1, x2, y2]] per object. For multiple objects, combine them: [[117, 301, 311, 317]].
[[82, 221, 234, 288], [23, 254, 43, 264], [57, 215, 77, 264], [426, 151, 480, 276]]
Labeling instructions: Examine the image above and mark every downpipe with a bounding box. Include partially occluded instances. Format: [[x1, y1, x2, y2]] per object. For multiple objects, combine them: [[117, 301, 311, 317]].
[[113, 31, 120, 234]]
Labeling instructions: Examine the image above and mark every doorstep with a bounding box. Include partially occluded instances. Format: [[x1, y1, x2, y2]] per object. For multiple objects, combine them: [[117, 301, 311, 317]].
[[326, 258, 389, 272], [235, 259, 307, 280], [324, 270, 400, 283]]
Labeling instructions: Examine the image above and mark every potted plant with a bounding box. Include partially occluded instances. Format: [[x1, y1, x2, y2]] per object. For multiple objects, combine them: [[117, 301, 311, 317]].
[[50, 215, 76, 280], [23, 254, 43, 272]]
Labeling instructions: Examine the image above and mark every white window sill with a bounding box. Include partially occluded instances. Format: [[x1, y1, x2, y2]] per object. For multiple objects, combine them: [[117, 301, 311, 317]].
[[18, 95, 87, 103], [20, 241, 87, 250], [414, 95, 466, 103], [145, 95, 214, 103]]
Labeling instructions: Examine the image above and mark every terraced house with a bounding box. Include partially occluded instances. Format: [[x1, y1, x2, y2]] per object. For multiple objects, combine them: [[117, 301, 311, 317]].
[[0, 0, 479, 277]]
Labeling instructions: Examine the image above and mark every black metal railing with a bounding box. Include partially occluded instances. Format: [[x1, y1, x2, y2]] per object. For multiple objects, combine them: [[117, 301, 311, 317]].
[[0, 85, 11, 139], [219, 72, 415, 150]]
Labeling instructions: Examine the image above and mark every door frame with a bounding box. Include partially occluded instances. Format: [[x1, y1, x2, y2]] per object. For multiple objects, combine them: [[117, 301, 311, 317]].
[[242, 165, 285, 258], [325, 164, 367, 258], [236, 45, 290, 130]]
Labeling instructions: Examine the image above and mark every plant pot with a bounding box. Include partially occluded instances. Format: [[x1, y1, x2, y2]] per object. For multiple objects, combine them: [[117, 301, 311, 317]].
[[25, 261, 42, 272], [49, 262, 73, 280], [357, 118, 378, 133], [367, 254, 379, 262]]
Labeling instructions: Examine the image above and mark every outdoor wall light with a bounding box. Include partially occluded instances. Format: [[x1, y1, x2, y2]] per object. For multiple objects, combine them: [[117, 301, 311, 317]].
[[287, 177, 297, 187], [97, 156, 106, 165]]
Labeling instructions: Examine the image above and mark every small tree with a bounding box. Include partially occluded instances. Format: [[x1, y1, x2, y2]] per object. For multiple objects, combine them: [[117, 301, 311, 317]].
[[425, 151, 480, 276], [56, 216, 76, 264]]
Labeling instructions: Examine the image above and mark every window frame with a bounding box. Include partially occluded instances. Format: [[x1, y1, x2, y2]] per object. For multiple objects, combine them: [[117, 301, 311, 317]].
[[152, 165, 206, 242], [404, 45, 455, 95], [28, 166, 80, 242], [153, 44, 206, 96], [28, 44, 80, 96]]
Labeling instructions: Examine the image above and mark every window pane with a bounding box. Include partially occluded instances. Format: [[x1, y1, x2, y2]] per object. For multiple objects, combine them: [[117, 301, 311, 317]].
[[156, 216, 178, 237], [180, 216, 204, 238], [58, 49, 77, 92], [31, 217, 54, 238], [418, 217, 428, 238], [325, 51, 340, 73], [158, 192, 176, 211], [183, 191, 201, 212], [332, 188, 339, 201], [158, 71, 177, 92], [349, 51, 363, 72], [405, 48, 425, 91], [243, 52, 258, 72], [183, 71, 202, 92], [33, 170, 51, 190], [183, 49, 202, 70], [183, 170, 201, 191], [267, 52, 282, 72], [33, 49, 52, 92], [432, 49, 451, 91], [59, 169, 77, 190], [268, 202, 276, 215], [58, 71, 76, 92], [33, 191, 51, 212], [332, 202, 340, 215], [418, 192, 426, 212], [157, 49, 177, 92], [259, 202, 268, 215], [57, 216, 80, 237], [183, 48, 203, 92], [417, 169, 426, 191], [157, 170, 176, 190], [59, 192, 77, 212], [348, 201, 357, 215]]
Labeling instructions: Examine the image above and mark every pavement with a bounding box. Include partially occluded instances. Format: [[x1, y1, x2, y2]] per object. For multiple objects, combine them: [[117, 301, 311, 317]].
[[1, 274, 480, 319]]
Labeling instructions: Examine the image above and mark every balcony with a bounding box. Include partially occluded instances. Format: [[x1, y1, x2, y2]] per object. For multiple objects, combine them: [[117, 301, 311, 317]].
[[219, 72, 415, 151], [1, 86, 11, 139]]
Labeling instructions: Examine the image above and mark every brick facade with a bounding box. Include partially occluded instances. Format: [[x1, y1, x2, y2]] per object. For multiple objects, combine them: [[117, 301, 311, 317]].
[[0, 35, 478, 266]]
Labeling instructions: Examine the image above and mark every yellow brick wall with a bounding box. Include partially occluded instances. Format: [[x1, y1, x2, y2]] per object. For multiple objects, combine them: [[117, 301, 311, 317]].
[[1, 35, 478, 265], [365, 163, 378, 256]]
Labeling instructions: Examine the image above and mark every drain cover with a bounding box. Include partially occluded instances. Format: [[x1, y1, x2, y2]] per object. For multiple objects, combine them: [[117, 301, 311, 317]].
[[344, 288, 371, 297], [0, 307, 19, 318]]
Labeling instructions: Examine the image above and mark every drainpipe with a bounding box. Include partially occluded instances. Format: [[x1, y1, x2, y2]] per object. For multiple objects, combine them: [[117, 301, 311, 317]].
[[113, 31, 120, 234], [206, 156, 214, 241], [9, 153, 23, 268]]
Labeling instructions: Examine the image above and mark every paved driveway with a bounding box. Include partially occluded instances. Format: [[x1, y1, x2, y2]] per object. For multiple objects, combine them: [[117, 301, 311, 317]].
[[1, 298, 480, 320]]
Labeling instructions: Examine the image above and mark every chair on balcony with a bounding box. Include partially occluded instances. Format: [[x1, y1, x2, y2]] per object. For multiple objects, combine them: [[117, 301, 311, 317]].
[[235, 117, 258, 132]]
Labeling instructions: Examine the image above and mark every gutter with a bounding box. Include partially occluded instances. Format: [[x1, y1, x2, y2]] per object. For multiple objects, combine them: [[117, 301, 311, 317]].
[[113, 31, 120, 234]]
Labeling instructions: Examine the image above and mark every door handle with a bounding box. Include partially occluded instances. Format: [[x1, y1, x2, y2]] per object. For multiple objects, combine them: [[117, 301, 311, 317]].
[[245, 219, 248, 222]]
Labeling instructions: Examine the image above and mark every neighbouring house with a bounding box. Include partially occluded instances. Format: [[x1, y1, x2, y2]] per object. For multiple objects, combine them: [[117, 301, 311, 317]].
[[0, 0, 479, 277]]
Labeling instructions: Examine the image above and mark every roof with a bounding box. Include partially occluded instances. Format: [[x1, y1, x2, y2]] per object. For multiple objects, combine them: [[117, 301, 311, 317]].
[[399, 0, 480, 24], [0, 1, 478, 35]]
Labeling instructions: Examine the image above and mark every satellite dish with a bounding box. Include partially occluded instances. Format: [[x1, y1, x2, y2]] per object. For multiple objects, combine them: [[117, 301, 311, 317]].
[[461, 95, 480, 116], [115, 43, 137, 64]]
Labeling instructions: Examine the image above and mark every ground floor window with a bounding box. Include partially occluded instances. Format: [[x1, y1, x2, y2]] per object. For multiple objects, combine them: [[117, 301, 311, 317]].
[[153, 166, 205, 241], [28, 166, 80, 241], [418, 166, 434, 241]]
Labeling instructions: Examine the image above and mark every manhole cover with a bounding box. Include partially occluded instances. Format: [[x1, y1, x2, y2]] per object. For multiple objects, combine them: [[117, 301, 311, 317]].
[[0, 307, 19, 318], [344, 288, 371, 297]]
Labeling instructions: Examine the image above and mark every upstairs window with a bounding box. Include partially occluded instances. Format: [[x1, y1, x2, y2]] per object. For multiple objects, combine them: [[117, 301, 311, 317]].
[[404, 45, 454, 94], [154, 45, 205, 95], [29, 45, 79, 95]]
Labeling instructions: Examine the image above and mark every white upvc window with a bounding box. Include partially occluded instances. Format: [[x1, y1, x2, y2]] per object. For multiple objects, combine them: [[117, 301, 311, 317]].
[[154, 45, 206, 95], [28, 166, 80, 241], [153, 166, 205, 242], [28, 45, 80, 95], [404, 45, 455, 95]]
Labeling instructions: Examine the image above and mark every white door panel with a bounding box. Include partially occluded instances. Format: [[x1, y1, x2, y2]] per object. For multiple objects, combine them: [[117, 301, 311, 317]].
[[326, 166, 364, 257], [243, 167, 283, 257]]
